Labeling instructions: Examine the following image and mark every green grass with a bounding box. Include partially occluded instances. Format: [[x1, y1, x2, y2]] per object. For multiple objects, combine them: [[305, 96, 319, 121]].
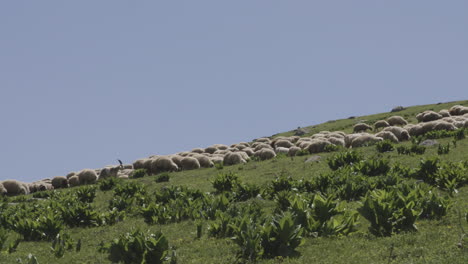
[[1, 100, 468, 264]]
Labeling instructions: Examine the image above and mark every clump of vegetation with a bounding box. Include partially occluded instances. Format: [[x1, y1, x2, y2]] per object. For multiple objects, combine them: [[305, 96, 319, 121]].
[[132, 168, 148, 179], [397, 144, 426, 155], [437, 143, 450, 155], [99, 177, 121, 191], [99, 229, 170, 264], [327, 151, 363, 170], [376, 140, 394, 153], [212, 172, 239, 193], [155, 172, 170, 183]]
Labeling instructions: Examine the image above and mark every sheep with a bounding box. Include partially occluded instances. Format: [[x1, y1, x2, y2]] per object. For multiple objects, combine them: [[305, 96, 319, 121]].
[[204, 146, 218, 154], [382, 126, 410, 141], [180, 157, 201, 170], [274, 139, 294, 149], [52, 176, 69, 189], [169, 155, 182, 167], [439, 109, 451, 117], [0, 184, 7, 195], [68, 176, 80, 187], [454, 121, 465, 128], [345, 133, 366, 148], [449, 105, 468, 116], [242, 148, 255, 156], [214, 149, 229, 155], [254, 138, 271, 144], [353, 123, 372, 133], [374, 120, 390, 131], [375, 131, 399, 143], [405, 124, 424, 136], [2, 180, 29, 195], [77, 169, 98, 185], [417, 111, 442, 122], [133, 159, 147, 170], [391, 106, 405, 112], [191, 148, 204, 154], [122, 164, 133, 170], [288, 136, 300, 143], [288, 146, 301, 157], [118, 169, 134, 178], [66, 172, 76, 179], [152, 157, 179, 173], [254, 143, 273, 152], [99, 166, 120, 180], [254, 148, 276, 160], [193, 154, 214, 168], [275, 147, 289, 155], [433, 121, 456, 131], [307, 140, 332, 153], [327, 132, 345, 139], [387, 116, 408, 126], [236, 151, 251, 162], [327, 137, 344, 147], [223, 152, 247, 166], [210, 156, 224, 164], [351, 135, 383, 148]]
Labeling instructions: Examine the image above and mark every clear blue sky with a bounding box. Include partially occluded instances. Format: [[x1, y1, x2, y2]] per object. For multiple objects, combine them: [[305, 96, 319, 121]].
[[1, 1, 467, 182]]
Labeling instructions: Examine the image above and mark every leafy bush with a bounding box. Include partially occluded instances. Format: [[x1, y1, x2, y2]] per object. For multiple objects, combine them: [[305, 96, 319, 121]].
[[114, 182, 147, 197], [376, 140, 394, 153], [50, 232, 74, 258], [212, 172, 239, 193], [99, 177, 121, 191], [296, 149, 310, 156], [397, 145, 426, 155], [327, 151, 362, 170], [74, 186, 97, 203], [230, 217, 263, 262], [260, 212, 304, 258], [57, 202, 101, 227], [232, 183, 260, 202], [323, 144, 340, 152], [358, 189, 421, 236], [102, 209, 126, 226], [437, 144, 450, 155], [100, 229, 169, 264], [132, 168, 148, 179], [353, 159, 390, 176], [214, 162, 224, 170], [454, 128, 465, 140], [155, 173, 170, 183], [269, 175, 295, 196]]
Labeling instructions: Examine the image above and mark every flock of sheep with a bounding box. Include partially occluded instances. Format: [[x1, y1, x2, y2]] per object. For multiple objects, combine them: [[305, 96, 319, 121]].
[[2, 104, 468, 197]]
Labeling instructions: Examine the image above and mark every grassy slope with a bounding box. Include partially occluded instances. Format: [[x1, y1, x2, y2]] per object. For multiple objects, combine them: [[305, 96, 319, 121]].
[[1, 100, 468, 264]]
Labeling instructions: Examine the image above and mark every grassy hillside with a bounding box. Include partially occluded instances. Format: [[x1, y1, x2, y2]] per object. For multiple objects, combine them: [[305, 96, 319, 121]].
[[1, 100, 467, 264]]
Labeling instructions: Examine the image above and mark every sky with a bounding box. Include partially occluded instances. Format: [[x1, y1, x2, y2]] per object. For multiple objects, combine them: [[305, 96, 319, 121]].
[[1, 1, 467, 182]]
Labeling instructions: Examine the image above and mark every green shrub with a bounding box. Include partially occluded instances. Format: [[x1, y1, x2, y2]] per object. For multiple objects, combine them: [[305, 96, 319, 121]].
[[0, 227, 9, 251], [132, 168, 148, 179], [58, 202, 101, 227], [102, 209, 126, 226], [454, 128, 465, 140], [260, 212, 304, 258], [296, 149, 310, 156], [397, 145, 426, 155], [353, 159, 390, 176], [212, 172, 239, 193], [99, 177, 121, 191], [327, 151, 363, 170], [50, 232, 74, 258], [155, 173, 170, 183], [74, 186, 97, 203], [323, 144, 340, 152], [214, 162, 224, 170], [232, 183, 260, 202], [376, 140, 394, 153], [230, 217, 263, 262], [114, 182, 147, 197], [358, 189, 421, 236], [437, 144, 450, 155], [100, 229, 169, 264]]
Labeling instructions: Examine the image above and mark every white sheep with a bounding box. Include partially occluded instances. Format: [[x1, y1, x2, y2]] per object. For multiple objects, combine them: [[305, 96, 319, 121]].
[[193, 154, 214, 168], [353, 123, 372, 133], [77, 169, 98, 185], [351, 135, 383, 148], [382, 126, 410, 141], [307, 140, 332, 153], [180, 157, 201, 170], [223, 152, 247, 166], [254, 148, 276, 160], [99, 166, 120, 180], [152, 157, 179, 173], [274, 139, 294, 149], [387, 116, 408, 126], [375, 131, 399, 143], [52, 176, 69, 189], [275, 147, 290, 155], [2, 180, 30, 195], [68, 176, 80, 187], [288, 146, 301, 157]]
